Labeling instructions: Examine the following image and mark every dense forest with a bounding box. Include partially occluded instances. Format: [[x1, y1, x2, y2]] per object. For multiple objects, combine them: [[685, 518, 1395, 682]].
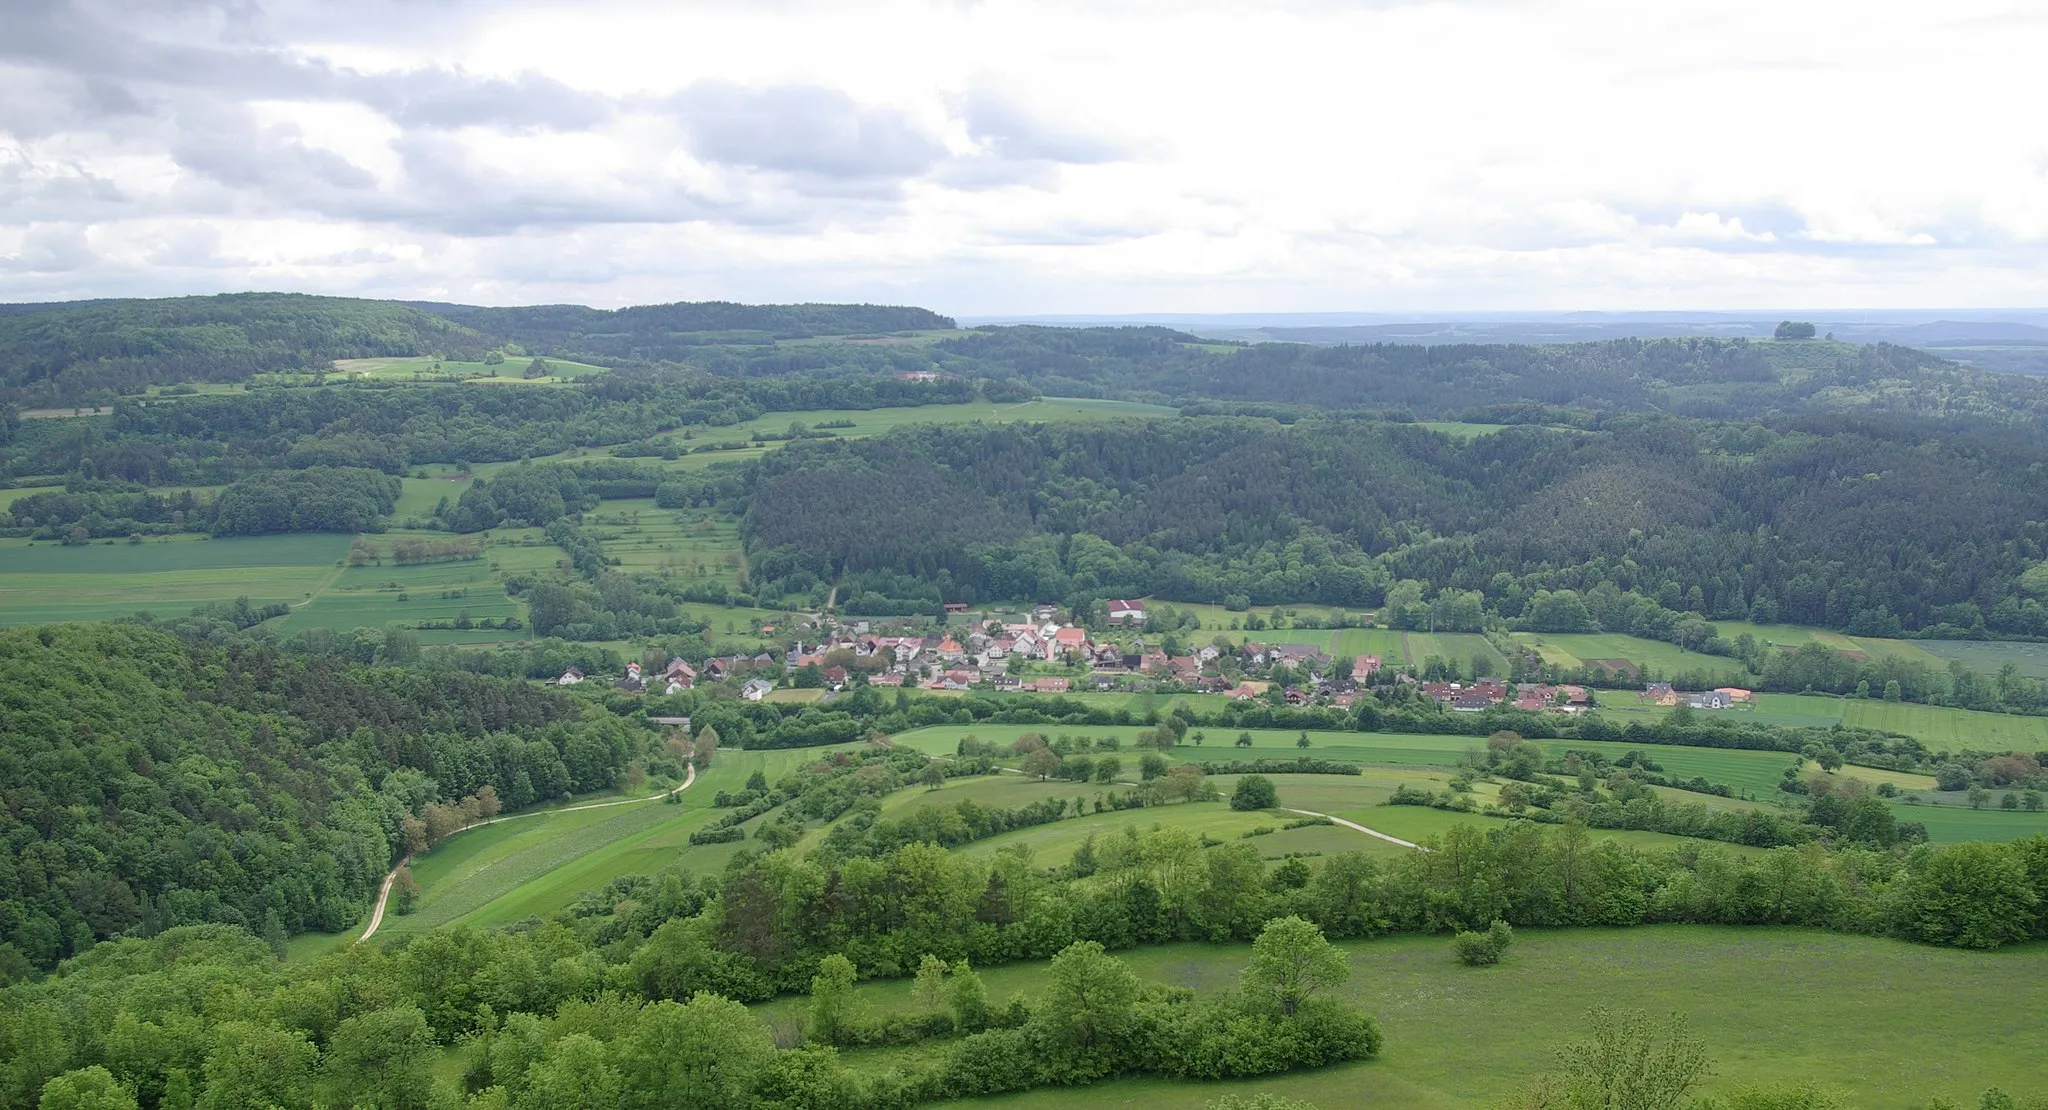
[[741, 415, 2048, 639], [0, 625, 669, 976]]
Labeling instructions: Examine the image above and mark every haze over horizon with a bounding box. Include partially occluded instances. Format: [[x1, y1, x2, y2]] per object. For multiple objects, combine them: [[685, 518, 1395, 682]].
[[4, 0, 2046, 314]]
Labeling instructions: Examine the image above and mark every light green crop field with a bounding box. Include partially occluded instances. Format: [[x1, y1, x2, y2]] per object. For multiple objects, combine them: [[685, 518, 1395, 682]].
[[795, 927, 2048, 1110], [266, 552, 523, 640], [1416, 421, 1511, 439], [1841, 700, 2048, 752], [1890, 800, 2048, 842], [0, 484, 64, 509], [1331, 628, 1410, 665], [0, 533, 351, 625], [1511, 632, 1749, 681], [1404, 632, 1509, 674], [1915, 639, 2048, 679], [330, 356, 612, 383], [1709, 621, 1950, 668], [586, 501, 749, 586]]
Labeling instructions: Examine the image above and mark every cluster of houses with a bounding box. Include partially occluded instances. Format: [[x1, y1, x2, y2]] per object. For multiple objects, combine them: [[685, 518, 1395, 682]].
[[548, 596, 1757, 716]]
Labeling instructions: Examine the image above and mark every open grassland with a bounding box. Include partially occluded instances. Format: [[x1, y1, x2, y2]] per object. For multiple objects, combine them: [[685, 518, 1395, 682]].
[[792, 928, 2048, 1110], [381, 748, 854, 935], [0, 484, 63, 508], [586, 501, 749, 586], [0, 533, 350, 625], [1710, 621, 1951, 669], [1416, 421, 1512, 439], [1331, 627, 1410, 664], [1146, 600, 1371, 636]]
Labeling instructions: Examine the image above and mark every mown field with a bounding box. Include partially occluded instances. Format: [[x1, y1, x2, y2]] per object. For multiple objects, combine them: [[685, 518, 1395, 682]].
[[330, 355, 613, 383], [767, 927, 2048, 1110]]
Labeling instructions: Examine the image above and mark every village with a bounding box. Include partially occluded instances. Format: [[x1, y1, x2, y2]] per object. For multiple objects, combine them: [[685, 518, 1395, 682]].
[[548, 598, 1757, 715]]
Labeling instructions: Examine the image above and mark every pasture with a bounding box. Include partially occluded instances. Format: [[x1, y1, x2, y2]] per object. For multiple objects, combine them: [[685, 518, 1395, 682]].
[[330, 355, 612, 383], [798, 927, 2048, 1110], [1917, 638, 2048, 679]]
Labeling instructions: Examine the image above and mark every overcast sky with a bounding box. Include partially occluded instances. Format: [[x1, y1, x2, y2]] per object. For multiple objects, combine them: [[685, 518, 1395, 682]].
[[3, 0, 2045, 314]]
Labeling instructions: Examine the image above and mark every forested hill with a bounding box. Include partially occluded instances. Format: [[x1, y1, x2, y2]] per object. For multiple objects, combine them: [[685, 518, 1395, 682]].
[[0, 623, 650, 973], [0, 294, 480, 404], [0, 294, 954, 405], [743, 415, 2048, 639]]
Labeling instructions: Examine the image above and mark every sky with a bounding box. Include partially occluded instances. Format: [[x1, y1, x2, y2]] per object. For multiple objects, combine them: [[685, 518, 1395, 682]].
[[2, 0, 2046, 315]]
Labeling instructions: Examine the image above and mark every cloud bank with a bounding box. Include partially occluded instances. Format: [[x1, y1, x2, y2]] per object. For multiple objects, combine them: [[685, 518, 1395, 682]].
[[1, 0, 2044, 312]]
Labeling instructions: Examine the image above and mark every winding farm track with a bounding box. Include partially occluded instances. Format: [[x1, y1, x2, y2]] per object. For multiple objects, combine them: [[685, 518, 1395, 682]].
[[357, 761, 698, 942]]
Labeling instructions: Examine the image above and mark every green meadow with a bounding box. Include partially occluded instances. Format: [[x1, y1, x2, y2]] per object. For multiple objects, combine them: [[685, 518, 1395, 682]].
[[0, 533, 351, 625], [769, 928, 2048, 1110]]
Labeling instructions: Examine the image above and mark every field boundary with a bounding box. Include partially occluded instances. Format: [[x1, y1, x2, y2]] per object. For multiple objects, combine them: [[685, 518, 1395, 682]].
[[1280, 807, 1424, 850]]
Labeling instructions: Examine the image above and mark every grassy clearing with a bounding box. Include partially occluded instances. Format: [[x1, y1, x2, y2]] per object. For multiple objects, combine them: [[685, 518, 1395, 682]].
[[1331, 628, 1410, 665], [0, 484, 64, 509], [1405, 632, 1508, 674], [1416, 421, 1511, 439], [1888, 801, 2048, 843], [825, 927, 2048, 1109], [0, 533, 350, 625]]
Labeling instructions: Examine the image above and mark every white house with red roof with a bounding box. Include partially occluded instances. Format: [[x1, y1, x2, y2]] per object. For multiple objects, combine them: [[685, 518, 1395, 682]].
[[1107, 599, 1146, 624]]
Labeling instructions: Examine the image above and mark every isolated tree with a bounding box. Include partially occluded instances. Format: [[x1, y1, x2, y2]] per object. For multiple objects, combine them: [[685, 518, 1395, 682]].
[[1022, 748, 1061, 781], [1240, 916, 1349, 1016], [912, 954, 949, 1015], [1140, 752, 1169, 780], [946, 960, 992, 1032], [1038, 941, 1141, 1053], [808, 955, 865, 1044], [1296, 731, 1312, 749], [920, 762, 947, 790], [1774, 320, 1817, 340], [1236, 731, 1255, 748], [1231, 775, 1279, 811]]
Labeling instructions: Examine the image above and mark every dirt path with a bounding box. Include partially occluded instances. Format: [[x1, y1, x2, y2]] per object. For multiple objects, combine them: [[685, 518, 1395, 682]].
[[1279, 807, 1424, 850], [358, 761, 698, 942]]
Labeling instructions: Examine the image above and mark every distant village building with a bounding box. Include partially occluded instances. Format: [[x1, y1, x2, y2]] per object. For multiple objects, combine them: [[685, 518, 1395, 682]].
[[1107, 599, 1146, 624], [556, 667, 584, 686]]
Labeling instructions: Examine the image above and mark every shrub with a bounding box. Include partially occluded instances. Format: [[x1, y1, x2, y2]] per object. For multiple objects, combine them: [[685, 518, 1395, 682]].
[[1231, 775, 1279, 811], [1452, 920, 1514, 966]]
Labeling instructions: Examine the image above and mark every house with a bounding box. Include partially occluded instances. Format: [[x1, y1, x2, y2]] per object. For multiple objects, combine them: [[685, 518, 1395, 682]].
[[1450, 695, 1493, 713], [1644, 683, 1678, 707], [1230, 683, 1261, 700], [870, 672, 905, 687], [613, 675, 645, 694], [823, 666, 849, 690], [943, 602, 969, 614], [1052, 627, 1089, 658], [1688, 690, 1734, 710], [741, 679, 774, 701], [1331, 691, 1357, 709], [937, 636, 964, 662], [665, 679, 690, 696], [556, 667, 584, 686], [1197, 645, 1221, 662], [626, 662, 642, 682], [1168, 656, 1203, 679], [942, 668, 981, 690], [1352, 654, 1382, 677], [1715, 687, 1755, 704], [1107, 599, 1146, 624], [662, 658, 696, 683]]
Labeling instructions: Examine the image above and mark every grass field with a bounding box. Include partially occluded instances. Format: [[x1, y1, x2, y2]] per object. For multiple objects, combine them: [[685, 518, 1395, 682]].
[[0, 533, 351, 625], [786, 927, 2048, 1109], [380, 748, 855, 935]]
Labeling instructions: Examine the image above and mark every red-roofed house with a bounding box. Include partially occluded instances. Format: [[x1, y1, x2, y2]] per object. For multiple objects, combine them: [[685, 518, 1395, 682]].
[[1107, 599, 1146, 624]]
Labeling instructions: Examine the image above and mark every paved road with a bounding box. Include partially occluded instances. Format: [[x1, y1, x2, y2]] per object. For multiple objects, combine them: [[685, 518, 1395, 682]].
[[358, 761, 699, 942]]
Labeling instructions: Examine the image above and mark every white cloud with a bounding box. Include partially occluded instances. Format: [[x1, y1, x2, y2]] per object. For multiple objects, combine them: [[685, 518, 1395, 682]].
[[0, 0, 2044, 310]]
